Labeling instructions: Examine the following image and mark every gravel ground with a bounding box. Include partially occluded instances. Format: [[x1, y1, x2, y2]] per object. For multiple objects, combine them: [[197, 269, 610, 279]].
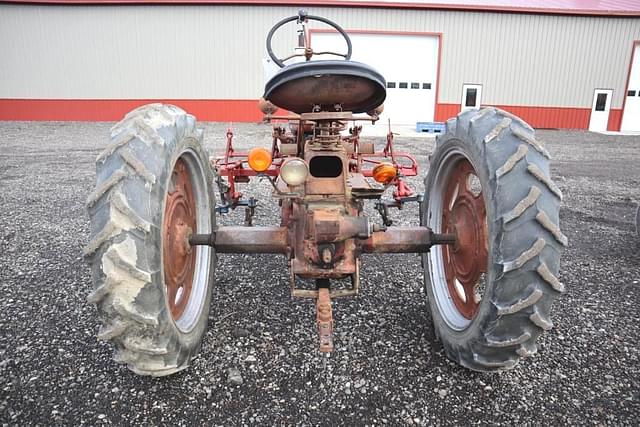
[[0, 120, 639, 425]]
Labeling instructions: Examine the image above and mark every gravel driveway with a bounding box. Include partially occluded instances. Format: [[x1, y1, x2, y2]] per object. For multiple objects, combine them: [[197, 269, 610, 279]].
[[0, 120, 638, 425]]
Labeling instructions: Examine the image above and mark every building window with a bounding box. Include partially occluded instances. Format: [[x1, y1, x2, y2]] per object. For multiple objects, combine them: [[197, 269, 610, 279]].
[[387, 82, 396, 88], [628, 90, 636, 97], [423, 83, 432, 89], [465, 88, 478, 107], [595, 93, 607, 111], [411, 82, 420, 89], [399, 82, 408, 89]]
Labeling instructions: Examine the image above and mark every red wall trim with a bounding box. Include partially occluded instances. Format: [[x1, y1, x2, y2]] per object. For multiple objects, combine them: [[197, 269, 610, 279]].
[[608, 109, 623, 132], [0, 99, 264, 122], [435, 103, 624, 130], [0, 99, 623, 130], [2, 1, 640, 17], [493, 104, 591, 129], [434, 103, 459, 123]]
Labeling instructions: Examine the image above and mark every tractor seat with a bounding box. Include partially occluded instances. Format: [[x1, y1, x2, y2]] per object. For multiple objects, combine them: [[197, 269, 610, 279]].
[[264, 60, 386, 114]]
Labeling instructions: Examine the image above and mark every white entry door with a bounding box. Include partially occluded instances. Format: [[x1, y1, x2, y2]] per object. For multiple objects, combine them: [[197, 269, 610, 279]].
[[621, 44, 640, 131], [588, 89, 612, 132], [622, 88, 640, 131], [312, 32, 439, 125], [461, 84, 482, 111]]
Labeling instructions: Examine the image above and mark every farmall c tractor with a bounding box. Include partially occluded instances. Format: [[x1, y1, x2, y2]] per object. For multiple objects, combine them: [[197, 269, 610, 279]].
[[86, 12, 566, 376]]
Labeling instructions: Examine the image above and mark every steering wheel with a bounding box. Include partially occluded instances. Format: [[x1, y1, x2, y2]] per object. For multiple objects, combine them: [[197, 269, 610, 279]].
[[266, 11, 353, 68]]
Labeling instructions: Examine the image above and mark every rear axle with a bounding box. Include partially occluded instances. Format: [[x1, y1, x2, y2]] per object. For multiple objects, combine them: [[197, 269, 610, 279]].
[[189, 226, 456, 254]]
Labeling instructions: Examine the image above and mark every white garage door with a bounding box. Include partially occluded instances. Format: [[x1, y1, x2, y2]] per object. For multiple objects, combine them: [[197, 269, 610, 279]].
[[312, 32, 439, 126], [622, 45, 640, 132]]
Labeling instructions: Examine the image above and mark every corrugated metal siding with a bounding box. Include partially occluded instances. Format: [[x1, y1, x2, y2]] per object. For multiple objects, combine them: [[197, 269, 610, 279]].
[[1, 4, 639, 109]]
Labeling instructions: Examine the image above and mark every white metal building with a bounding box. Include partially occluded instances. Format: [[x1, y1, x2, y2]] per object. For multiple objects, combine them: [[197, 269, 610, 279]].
[[1, 1, 640, 131]]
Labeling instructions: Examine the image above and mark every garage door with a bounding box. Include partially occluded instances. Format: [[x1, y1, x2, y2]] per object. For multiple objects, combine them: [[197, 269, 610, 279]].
[[622, 44, 640, 132], [312, 32, 439, 126]]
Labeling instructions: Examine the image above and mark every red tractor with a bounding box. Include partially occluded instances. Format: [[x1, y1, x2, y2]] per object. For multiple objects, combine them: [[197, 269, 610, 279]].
[[86, 12, 566, 376]]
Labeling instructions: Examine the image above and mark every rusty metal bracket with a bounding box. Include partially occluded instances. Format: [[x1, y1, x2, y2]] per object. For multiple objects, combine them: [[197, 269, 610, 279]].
[[257, 173, 301, 198], [375, 193, 425, 226], [243, 197, 257, 227], [290, 260, 360, 298], [316, 287, 334, 352]]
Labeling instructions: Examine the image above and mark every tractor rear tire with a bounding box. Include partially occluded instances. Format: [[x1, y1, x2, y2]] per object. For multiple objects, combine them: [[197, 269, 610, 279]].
[[85, 104, 216, 376], [423, 107, 566, 371]]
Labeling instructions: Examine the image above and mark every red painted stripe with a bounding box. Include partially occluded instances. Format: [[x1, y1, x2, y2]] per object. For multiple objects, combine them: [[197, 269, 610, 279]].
[[0, 99, 264, 122], [2, 0, 640, 17], [493, 104, 591, 129], [0, 99, 622, 130], [434, 103, 459, 122], [436, 103, 613, 130], [607, 109, 623, 132]]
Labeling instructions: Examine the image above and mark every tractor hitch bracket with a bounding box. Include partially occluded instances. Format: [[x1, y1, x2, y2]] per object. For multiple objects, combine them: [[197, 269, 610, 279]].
[[316, 287, 334, 352]]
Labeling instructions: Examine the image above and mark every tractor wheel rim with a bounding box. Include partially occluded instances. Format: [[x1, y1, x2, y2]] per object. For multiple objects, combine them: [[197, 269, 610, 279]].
[[163, 158, 197, 321], [162, 150, 213, 332], [441, 159, 488, 320], [426, 149, 489, 330]]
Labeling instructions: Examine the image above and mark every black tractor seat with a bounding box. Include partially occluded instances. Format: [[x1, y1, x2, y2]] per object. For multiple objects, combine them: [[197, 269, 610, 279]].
[[264, 60, 386, 114]]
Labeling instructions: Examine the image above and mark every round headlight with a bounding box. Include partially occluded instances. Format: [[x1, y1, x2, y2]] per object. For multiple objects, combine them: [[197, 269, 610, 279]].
[[280, 158, 308, 187]]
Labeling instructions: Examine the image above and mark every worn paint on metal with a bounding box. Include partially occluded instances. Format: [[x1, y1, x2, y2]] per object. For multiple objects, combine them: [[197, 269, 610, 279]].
[[163, 158, 197, 320]]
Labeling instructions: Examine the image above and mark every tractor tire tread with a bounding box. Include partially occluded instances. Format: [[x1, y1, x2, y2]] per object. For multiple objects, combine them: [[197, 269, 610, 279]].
[[502, 186, 541, 223], [527, 164, 563, 200], [425, 106, 565, 372], [87, 103, 213, 376], [496, 144, 528, 178]]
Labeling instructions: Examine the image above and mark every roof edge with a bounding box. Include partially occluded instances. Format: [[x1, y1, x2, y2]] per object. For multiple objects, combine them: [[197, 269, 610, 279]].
[[1, 0, 640, 17]]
